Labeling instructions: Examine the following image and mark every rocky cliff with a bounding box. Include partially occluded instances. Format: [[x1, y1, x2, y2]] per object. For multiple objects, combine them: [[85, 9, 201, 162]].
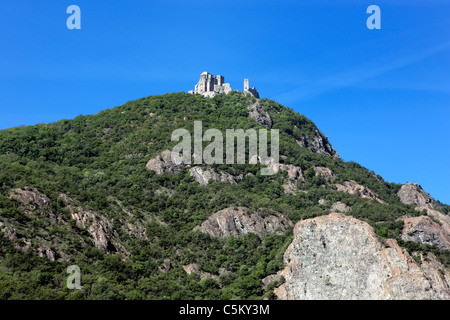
[[275, 213, 450, 300], [397, 183, 450, 247], [295, 128, 339, 157]]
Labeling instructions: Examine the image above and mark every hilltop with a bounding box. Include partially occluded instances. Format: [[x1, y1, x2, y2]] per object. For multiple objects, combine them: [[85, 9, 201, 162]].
[[0, 91, 449, 299]]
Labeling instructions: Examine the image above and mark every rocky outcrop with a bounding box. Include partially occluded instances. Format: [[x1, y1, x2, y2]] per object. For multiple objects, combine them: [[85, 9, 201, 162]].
[[124, 222, 147, 240], [262, 272, 284, 290], [0, 222, 16, 242], [279, 164, 305, 194], [147, 150, 245, 186], [182, 263, 219, 281], [196, 207, 292, 239], [398, 183, 435, 209], [402, 216, 450, 250], [275, 213, 450, 300], [296, 128, 338, 157], [335, 180, 386, 204], [59, 194, 118, 253], [330, 202, 351, 213], [314, 167, 336, 182], [398, 183, 450, 236], [8, 188, 50, 212], [247, 100, 272, 128], [189, 167, 242, 186], [146, 150, 183, 175], [37, 246, 56, 261], [421, 208, 450, 236], [280, 164, 304, 182], [159, 259, 171, 273], [419, 252, 450, 296]]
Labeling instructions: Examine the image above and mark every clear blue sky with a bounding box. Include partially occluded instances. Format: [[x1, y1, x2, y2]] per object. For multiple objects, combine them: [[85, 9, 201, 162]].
[[0, 0, 449, 204]]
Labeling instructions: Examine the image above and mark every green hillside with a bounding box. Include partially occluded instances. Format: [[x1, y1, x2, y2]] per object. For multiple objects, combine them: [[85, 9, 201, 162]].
[[0, 92, 448, 299]]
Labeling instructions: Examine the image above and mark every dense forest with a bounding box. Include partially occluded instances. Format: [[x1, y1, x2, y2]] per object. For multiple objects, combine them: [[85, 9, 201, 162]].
[[0, 92, 448, 299]]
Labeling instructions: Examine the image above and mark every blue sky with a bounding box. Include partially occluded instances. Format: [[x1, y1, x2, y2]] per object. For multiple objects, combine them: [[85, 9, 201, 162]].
[[0, 0, 449, 203]]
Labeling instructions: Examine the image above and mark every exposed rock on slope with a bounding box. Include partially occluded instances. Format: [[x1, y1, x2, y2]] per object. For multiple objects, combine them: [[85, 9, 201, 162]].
[[247, 100, 273, 128], [423, 208, 450, 236], [401, 216, 450, 250], [182, 263, 219, 281], [335, 180, 386, 204], [8, 188, 51, 213], [295, 128, 339, 157], [330, 201, 351, 213], [146, 150, 243, 186], [314, 167, 336, 182], [189, 167, 242, 186], [279, 164, 305, 194], [398, 183, 435, 209], [196, 207, 292, 239], [275, 213, 450, 300], [146, 150, 183, 175], [419, 252, 450, 295], [58, 194, 121, 253], [398, 183, 450, 235]]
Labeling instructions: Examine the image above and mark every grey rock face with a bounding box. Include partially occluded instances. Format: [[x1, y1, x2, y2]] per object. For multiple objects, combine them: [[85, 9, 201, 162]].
[[296, 128, 338, 157], [398, 183, 435, 208], [314, 167, 336, 182], [146, 150, 183, 175], [59, 194, 118, 253], [247, 100, 273, 128], [8, 188, 50, 210], [159, 259, 171, 273], [398, 183, 450, 236], [275, 213, 450, 300], [196, 207, 292, 239], [402, 216, 450, 250], [330, 202, 351, 213], [182, 263, 219, 281], [37, 246, 56, 261], [422, 208, 450, 236], [335, 180, 386, 204], [419, 252, 450, 297], [279, 164, 305, 194], [189, 167, 242, 186]]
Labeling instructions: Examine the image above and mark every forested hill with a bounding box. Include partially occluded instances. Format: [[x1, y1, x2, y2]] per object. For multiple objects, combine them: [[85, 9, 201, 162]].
[[0, 91, 448, 299]]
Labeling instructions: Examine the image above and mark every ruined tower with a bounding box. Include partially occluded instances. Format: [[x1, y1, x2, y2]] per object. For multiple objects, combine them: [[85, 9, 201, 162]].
[[243, 78, 259, 99], [189, 72, 259, 98]]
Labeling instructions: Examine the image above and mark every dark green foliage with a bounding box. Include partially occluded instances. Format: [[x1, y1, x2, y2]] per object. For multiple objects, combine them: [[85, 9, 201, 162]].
[[0, 92, 448, 299]]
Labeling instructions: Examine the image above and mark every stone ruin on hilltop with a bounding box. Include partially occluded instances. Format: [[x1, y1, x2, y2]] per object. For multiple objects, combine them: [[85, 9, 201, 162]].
[[188, 71, 259, 98]]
